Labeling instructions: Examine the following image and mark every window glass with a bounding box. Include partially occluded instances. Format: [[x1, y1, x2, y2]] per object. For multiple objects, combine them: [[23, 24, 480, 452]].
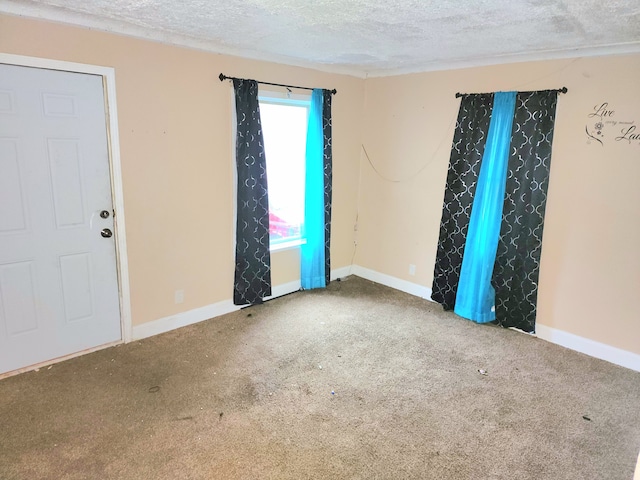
[[259, 97, 309, 248]]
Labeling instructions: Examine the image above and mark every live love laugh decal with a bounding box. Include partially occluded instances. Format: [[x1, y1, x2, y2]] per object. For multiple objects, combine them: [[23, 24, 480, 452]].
[[586, 102, 639, 146]]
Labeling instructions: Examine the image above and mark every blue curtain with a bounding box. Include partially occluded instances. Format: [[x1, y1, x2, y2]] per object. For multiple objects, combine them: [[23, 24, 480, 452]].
[[454, 92, 517, 322], [301, 89, 326, 289], [431, 94, 494, 311]]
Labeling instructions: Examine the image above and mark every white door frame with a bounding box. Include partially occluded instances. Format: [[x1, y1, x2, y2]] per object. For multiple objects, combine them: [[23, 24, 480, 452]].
[[0, 53, 133, 345]]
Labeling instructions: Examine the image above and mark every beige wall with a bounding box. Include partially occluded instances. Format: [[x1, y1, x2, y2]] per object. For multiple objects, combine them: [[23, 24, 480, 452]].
[[358, 55, 640, 354], [2, 14, 638, 355], [0, 14, 364, 326]]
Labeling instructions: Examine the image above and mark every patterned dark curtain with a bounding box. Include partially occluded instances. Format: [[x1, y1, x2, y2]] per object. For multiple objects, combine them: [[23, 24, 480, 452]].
[[432, 90, 559, 332], [493, 91, 559, 332], [322, 91, 333, 286], [232, 79, 271, 305], [431, 94, 494, 310]]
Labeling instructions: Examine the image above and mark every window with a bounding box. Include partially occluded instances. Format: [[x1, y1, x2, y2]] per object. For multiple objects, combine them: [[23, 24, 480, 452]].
[[259, 94, 310, 250]]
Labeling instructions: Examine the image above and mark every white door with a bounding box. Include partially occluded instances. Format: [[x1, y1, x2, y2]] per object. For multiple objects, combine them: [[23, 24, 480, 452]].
[[0, 64, 121, 375]]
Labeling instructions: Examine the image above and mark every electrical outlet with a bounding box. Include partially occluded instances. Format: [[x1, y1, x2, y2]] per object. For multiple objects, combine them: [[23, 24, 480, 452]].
[[175, 289, 185, 304], [409, 264, 416, 276]]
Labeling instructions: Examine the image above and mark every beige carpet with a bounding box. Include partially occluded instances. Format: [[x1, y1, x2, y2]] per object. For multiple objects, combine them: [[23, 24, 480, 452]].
[[1, 276, 639, 479]]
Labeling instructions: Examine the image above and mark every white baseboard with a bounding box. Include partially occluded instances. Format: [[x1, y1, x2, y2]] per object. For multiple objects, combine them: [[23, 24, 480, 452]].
[[331, 265, 352, 281], [536, 324, 640, 372], [351, 265, 434, 301], [132, 268, 349, 341], [132, 298, 240, 341]]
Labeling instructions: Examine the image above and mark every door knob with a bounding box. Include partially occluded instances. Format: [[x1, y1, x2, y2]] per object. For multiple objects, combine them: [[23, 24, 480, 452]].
[[101, 228, 113, 238], [100, 210, 110, 219]]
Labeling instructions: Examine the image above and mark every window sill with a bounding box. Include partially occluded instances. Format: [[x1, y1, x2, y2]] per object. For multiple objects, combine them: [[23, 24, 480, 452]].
[[270, 238, 306, 252]]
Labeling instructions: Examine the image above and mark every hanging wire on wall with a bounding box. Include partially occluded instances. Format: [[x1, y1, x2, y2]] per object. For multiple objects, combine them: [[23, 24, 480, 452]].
[[363, 84, 568, 184], [360, 108, 458, 184]]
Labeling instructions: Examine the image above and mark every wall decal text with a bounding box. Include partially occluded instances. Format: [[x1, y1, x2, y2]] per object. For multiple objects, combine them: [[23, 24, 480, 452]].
[[586, 103, 637, 146]]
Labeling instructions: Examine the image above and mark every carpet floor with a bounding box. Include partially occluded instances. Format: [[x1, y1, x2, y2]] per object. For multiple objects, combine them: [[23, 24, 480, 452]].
[[1, 276, 639, 479]]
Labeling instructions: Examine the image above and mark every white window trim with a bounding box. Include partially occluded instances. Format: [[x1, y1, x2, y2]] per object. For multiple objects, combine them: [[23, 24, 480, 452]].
[[259, 88, 311, 104]]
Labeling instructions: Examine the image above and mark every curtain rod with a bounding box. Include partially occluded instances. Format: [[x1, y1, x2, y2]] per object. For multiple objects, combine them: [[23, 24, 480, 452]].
[[219, 73, 337, 95], [455, 87, 567, 98]]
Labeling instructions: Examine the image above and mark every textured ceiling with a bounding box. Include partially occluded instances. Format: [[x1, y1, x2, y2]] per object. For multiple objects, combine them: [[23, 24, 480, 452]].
[[3, 0, 640, 77]]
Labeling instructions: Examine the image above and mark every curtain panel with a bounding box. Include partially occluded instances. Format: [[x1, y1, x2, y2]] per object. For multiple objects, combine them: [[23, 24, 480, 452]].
[[432, 90, 559, 332], [454, 91, 517, 323], [322, 90, 333, 286], [301, 89, 326, 289], [232, 79, 272, 305], [431, 94, 494, 310], [301, 89, 333, 289], [492, 91, 559, 332]]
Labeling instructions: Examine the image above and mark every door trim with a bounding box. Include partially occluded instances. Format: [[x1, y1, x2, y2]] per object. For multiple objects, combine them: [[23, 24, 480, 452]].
[[0, 53, 132, 344]]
